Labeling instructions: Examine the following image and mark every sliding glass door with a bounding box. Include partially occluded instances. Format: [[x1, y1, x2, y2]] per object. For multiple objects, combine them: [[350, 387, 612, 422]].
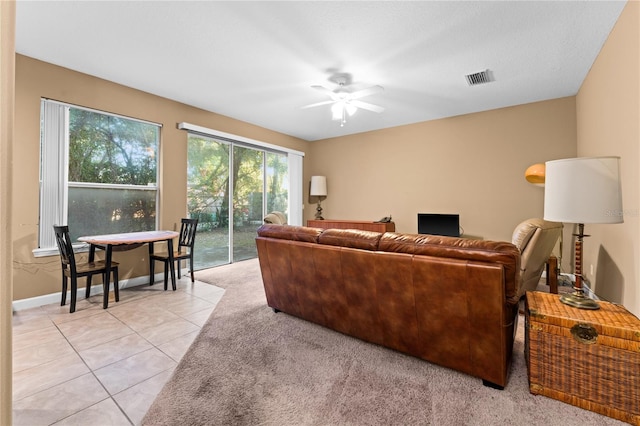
[[187, 134, 290, 269], [232, 145, 263, 261], [187, 135, 231, 269], [266, 152, 289, 215]]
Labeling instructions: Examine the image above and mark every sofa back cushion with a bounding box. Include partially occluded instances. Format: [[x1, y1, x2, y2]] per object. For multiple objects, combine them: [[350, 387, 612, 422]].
[[379, 232, 521, 303], [379, 232, 518, 259], [257, 224, 521, 304], [257, 224, 322, 243], [317, 228, 382, 251]]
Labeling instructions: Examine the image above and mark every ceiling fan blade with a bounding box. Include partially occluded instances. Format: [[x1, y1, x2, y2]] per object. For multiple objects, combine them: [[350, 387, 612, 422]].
[[311, 85, 340, 100], [349, 85, 384, 100], [301, 100, 335, 109], [351, 100, 385, 113]]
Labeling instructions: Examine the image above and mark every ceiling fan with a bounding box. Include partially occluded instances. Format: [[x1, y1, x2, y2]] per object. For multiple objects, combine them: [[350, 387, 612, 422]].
[[302, 73, 384, 126]]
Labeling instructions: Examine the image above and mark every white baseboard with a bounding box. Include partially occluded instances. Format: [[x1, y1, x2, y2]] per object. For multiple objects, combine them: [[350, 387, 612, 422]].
[[11, 271, 179, 312]]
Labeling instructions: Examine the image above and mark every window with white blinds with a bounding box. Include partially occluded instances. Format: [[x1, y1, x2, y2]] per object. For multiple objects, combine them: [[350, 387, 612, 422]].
[[36, 99, 161, 256]]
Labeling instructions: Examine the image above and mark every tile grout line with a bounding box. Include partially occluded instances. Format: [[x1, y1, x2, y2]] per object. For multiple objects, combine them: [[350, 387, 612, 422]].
[[60, 281, 219, 424], [34, 291, 168, 424], [13, 279, 224, 425], [48, 307, 137, 426]]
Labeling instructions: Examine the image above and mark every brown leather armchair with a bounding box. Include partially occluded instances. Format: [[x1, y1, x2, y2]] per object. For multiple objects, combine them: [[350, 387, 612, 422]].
[[511, 218, 562, 297]]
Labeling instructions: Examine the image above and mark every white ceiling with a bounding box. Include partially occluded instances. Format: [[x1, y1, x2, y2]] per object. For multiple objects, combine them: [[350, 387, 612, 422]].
[[15, 1, 627, 141]]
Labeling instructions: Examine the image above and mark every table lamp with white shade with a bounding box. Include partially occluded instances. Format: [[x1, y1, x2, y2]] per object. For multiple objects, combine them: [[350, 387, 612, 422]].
[[543, 156, 623, 310], [310, 176, 327, 220]]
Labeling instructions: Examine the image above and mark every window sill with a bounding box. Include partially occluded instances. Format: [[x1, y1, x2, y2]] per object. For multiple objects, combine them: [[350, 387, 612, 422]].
[[32, 243, 89, 258]]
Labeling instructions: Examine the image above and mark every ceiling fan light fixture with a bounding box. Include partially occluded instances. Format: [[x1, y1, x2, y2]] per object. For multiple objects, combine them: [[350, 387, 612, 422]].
[[303, 72, 383, 126], [345, 103, 357, 116], [331, 101, 357, 122], [331, 102, 344, 120]]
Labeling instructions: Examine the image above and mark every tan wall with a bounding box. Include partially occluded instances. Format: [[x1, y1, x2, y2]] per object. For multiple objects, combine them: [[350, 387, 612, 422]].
[[576, 1, 639, 315], [1, 1, 15, 423], [13, 55, 309, 301], [307, 97, 577, 243], [15, 4, 638, 318]]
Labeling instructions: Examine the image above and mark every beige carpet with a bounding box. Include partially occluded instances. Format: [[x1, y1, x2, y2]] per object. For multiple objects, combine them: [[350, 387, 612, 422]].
[[142, 259, 624, 425]]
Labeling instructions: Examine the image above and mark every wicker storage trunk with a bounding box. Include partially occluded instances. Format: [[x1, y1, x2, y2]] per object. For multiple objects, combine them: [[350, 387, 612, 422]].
[[525, 291, 640, 425]]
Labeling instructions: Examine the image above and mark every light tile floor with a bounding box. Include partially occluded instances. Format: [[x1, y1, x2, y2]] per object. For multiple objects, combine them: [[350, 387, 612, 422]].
[[12, 277, 225, 426]]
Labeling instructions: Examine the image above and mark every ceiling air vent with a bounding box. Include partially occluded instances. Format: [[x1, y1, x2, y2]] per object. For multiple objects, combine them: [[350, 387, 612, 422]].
[[465, 69, 492, 86]]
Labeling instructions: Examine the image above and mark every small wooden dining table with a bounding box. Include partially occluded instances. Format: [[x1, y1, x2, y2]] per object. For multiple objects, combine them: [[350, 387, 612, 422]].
[[77, 230, 180, 307]]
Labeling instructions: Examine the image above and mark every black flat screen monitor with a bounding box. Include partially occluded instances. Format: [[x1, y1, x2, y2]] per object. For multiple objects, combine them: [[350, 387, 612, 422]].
[[418, 213, 460, 237]]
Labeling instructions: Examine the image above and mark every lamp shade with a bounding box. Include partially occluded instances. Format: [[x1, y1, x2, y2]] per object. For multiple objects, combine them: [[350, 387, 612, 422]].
[[524, 163, 545, 186], [310, 176, 327, 197], [544, 157, 623, 224]]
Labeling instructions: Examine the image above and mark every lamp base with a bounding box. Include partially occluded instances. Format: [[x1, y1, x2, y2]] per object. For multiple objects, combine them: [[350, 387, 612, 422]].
[[559, 292, 600, 310]]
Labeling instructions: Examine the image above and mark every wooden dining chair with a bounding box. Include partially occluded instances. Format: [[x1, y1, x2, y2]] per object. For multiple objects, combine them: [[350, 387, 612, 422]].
[[53, 225, 120, 313], [150, 218, 199, 290]]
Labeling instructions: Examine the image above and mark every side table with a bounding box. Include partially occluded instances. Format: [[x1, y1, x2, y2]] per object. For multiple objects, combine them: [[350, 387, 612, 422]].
[[307, 219, 395, 233], [525, 291, 640, 424]]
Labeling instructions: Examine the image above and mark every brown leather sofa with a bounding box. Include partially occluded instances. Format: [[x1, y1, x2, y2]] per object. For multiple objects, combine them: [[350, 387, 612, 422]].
[[255, 224, 521, 389]]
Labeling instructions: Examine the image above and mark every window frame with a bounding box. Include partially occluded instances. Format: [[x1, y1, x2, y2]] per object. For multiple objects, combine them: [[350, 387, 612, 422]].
[[35, 99, 161, 257], [179, 122, 304, 226]]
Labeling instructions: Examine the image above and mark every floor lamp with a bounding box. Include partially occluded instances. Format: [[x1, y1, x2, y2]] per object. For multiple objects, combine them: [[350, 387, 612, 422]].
[[543, 157, 623, 310], [525, 162, 569, 289]]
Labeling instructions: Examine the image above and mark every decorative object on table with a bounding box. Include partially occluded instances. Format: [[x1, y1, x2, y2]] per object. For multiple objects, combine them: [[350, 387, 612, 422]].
[[525, 163, 546, 186], [263, 211, 287, 225], [53, 225, 120, 313], [310, 175, 327, 220], [543, 156, 623, 310], [511, 218, 562, 296], [150, 218, 198, 290], [525, 291, 640, 424], [375, 215, 392, 223]]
